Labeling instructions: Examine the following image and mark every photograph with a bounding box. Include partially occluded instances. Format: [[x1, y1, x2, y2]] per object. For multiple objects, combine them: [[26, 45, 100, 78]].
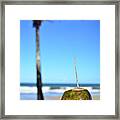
[[20, 20, 100, 100], [2, 1, 117, 117]]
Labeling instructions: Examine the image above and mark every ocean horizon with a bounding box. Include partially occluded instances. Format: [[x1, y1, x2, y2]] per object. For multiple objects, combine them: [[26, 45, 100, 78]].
[[20, 83, 100, 88]]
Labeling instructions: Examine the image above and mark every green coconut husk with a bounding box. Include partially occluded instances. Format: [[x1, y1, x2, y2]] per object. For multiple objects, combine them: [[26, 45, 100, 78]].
[[61, 88, 92, 100]]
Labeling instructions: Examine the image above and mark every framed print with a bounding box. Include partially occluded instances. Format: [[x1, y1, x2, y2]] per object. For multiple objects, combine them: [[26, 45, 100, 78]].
[[0, 0, 119, 119]]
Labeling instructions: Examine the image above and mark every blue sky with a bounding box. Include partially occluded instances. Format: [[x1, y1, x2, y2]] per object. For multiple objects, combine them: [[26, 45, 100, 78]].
[[20, 20, 100, 84]]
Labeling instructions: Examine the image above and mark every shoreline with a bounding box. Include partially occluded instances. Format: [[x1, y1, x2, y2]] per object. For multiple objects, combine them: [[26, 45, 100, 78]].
[[20, 86, 100, 100], [20, 93, 100, 100]]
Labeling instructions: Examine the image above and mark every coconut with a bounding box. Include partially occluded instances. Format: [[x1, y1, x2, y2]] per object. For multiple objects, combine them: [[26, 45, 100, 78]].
[[61, 88, 92, 100]]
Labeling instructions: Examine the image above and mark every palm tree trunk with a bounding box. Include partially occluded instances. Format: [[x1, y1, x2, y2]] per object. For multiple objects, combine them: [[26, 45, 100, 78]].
[[36, 27, 44, 100]]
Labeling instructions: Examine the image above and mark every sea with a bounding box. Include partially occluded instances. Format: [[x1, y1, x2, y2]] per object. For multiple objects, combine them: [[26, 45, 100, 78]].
[[20, 83, 100, 100]]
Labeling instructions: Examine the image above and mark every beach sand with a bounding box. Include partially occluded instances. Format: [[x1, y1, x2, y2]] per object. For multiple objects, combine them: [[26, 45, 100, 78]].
[[92, 95, 100, 100]]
